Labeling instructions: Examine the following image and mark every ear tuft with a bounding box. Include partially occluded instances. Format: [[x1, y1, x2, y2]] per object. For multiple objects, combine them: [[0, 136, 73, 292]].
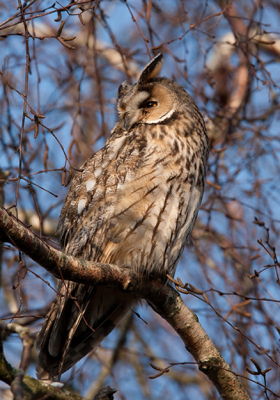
[[138, 53, 163, 85], [118, 81, 129, 98]]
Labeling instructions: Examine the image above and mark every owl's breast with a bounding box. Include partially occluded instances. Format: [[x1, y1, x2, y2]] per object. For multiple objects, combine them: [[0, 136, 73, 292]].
[[98, 133, 204, 277], [60, 124, 205, 278]]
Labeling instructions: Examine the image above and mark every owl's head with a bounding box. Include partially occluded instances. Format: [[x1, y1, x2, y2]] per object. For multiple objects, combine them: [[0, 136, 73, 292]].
[[117, 54, 191, 131]]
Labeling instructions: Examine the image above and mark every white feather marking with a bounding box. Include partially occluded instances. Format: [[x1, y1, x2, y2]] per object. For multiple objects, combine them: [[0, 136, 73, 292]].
[[94, 167, 103, 178], [77, 198, 87, 214], [86, 179, 96, 192], [146, 109, 175, 124], [102, 160, 109, 168], [108, 137, 126, 160], [108, 152, 116, 160]]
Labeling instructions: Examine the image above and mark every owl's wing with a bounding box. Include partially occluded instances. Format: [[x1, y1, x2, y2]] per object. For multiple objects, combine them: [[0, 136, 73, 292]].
[[36, 128, 137, 379]]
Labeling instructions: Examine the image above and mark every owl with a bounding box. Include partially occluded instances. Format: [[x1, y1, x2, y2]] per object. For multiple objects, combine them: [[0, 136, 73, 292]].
[[36, 53, 209, 379]]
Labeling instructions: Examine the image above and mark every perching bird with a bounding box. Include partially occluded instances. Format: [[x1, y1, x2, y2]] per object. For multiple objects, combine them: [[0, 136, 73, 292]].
[[36, 53, 209, 379]]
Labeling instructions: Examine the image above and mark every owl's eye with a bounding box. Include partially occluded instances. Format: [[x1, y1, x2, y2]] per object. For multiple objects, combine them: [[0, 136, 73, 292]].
[[142, 100, 158, 108]]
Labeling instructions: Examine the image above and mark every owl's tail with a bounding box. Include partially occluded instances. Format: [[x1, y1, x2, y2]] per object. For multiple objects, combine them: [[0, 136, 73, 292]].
[[36, 284, 135, 380]]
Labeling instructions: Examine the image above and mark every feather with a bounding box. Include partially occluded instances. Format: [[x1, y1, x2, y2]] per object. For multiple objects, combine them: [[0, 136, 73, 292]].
[[36, 53, 209, 379]]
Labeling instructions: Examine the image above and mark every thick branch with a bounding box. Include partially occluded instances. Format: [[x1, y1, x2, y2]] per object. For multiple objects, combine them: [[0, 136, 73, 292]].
[[0, 205, 250, 400]]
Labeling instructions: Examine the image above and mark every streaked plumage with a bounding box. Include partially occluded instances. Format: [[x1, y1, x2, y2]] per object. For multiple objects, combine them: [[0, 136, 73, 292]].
[[36, 53, 209, 379]]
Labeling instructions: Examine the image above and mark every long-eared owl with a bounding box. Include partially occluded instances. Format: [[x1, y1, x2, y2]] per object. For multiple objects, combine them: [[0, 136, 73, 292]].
[[36, 53, 209, 379]]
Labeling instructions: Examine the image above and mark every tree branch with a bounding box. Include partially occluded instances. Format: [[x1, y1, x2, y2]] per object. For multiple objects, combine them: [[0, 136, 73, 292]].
[[0, 324, 87, 400], [0, 205, 250, 400]]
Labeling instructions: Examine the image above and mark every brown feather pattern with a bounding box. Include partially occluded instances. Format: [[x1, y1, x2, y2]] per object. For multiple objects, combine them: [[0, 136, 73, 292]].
[[36, 54, 209, 379]]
